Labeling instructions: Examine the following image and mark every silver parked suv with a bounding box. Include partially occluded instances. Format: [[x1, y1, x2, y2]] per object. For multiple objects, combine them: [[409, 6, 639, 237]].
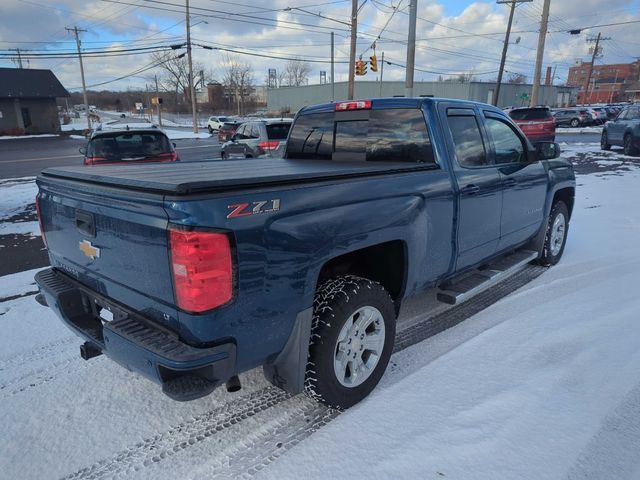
[[220, 119, 292, 159]]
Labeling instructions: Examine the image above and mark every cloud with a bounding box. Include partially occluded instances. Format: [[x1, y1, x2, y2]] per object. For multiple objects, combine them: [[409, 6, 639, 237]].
[[0, 0, 637, 91]]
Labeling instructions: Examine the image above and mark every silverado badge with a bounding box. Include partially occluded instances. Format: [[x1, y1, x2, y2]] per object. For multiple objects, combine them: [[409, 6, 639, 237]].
[[79, 240, 100, 259]]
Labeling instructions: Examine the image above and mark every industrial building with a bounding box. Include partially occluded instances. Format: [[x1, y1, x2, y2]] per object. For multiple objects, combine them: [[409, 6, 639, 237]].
[[0, 68, 69, 135], [267, 80, 578, 113], [567, 60, 640, 104]]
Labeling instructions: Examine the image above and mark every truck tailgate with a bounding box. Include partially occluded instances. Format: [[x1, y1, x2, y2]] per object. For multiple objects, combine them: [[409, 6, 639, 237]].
[[37, 176, 178, 330]]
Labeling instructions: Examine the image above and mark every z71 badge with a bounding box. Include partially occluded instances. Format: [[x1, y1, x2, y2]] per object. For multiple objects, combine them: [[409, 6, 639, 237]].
[[227, 199, 281, 219]]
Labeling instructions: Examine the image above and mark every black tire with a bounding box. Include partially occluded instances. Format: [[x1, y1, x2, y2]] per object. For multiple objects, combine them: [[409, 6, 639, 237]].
[[624, 134, 638, 156], [220, 151, 227, 160], [537, 201, 569, 266], [304, 275, 396, 409], [570, 118, 580, 128], [208, 126, 213, 134], [601, 130, 611, 151]]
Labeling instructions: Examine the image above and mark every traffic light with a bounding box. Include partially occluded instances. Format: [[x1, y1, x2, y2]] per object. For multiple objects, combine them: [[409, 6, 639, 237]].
[[370, 54, 378, 72], [355, 59, 367, 76]]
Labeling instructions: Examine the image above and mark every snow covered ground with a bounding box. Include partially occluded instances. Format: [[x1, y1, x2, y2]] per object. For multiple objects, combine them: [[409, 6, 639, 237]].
[[1, 144, 639, 479], [0, 134, 60, 140], [557, 126, 603, 134]]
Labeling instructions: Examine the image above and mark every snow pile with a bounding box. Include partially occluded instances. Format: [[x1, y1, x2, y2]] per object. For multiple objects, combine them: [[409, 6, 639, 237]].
[[259, 164, 640, 480], [557, 126, 603, 134], [0, 134, 59, 140], [0, 177, 37, 221]]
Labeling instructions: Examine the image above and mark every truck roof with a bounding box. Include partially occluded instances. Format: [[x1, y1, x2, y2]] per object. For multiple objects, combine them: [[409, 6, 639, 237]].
[[299, 97, 503, 115]]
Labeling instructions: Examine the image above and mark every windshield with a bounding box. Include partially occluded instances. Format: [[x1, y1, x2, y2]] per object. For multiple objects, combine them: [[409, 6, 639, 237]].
[[87, 132, 171, 159], [508, 108, 551, 120]]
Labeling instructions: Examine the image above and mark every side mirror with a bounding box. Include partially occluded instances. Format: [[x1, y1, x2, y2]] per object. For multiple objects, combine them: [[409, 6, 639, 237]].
[[172, 142, 176, 148], [79, 146, 87, 155], [230, 134, 237, 142], [536, 141, 560, 160]]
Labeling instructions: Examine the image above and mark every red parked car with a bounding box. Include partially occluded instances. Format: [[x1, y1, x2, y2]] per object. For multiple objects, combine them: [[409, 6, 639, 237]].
[[80, 129, 179, 166], [217, 121, 241, 143], [506, 107, 556, 144]]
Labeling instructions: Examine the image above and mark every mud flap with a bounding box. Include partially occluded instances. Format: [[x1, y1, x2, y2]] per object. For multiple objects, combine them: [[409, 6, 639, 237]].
[[263, 307, 313, 395]]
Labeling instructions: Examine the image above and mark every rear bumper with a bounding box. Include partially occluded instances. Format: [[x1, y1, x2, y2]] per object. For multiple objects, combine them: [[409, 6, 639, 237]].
[[35, 268, 236, 401], [525, 133, 556, 143]]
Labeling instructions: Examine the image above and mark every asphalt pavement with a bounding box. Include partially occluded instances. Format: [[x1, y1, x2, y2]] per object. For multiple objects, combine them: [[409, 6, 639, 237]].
[[0, 135, 222, 179]]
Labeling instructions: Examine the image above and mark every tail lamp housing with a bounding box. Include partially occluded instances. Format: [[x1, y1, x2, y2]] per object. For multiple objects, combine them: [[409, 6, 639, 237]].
[[169, 227, 234, 313], [258, 141, 280, 151], [35, 194, 48, 248]]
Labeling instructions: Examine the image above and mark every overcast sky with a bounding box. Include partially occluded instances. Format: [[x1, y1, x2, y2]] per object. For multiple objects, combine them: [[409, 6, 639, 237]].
[[0, 0, 638, 92]]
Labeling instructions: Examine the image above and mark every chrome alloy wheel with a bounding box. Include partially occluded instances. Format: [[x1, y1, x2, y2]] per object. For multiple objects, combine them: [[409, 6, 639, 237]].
[[333, 306, 386, 388], [550, 212, 566, 256]]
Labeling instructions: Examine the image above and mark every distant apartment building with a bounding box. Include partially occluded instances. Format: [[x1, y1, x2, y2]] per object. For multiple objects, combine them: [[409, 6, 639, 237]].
[[567, 59, 640, 104]]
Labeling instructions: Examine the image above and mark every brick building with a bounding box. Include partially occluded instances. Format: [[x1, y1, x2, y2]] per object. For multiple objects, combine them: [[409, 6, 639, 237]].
[[567, 60, 640, 104]]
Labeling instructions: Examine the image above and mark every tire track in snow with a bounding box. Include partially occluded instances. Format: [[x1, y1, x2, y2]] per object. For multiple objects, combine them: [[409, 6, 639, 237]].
[[0, 336, 77, 373], [62, 387, 290, 480]]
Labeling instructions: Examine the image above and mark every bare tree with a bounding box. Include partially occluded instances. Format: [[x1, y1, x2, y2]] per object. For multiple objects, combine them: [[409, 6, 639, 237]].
[[220, 55, 255, 115], [151, 52, 210, 105], [507, 72, 527, 84], [284, 59, 311, 87]]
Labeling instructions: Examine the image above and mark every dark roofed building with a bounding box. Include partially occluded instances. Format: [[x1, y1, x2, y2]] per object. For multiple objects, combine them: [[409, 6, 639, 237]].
[[0, 68, 69, 135]]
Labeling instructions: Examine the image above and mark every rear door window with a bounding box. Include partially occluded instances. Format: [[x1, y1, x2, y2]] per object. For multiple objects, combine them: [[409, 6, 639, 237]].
[[266, 123, 292, 140], [447, 115, 488, 168], [286, 108, 435, 164]]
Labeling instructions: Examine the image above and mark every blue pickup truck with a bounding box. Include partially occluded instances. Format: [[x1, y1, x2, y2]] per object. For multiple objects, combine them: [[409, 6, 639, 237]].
[[35, 98, 575, 408]]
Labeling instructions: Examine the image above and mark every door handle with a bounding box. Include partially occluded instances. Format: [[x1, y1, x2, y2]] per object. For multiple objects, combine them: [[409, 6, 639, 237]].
[[461, 184, 480, 195], [503, 178, 517, 187]]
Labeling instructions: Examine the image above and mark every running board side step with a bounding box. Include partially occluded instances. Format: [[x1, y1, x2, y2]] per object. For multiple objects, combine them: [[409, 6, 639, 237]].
[[436, 250, 538, 305]]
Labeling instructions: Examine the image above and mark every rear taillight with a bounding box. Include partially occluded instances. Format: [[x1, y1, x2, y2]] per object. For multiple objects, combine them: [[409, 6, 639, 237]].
[[157, 152, 179, 162], [84, 156, 106, 166], [335, 100, 372, 111], [258, 141, 280, 151], [169, 227, 234, 313], [35, 194, 48, 248]]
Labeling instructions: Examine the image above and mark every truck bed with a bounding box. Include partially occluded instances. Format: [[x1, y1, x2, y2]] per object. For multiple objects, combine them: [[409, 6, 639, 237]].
[[40, 158, 435, 195]]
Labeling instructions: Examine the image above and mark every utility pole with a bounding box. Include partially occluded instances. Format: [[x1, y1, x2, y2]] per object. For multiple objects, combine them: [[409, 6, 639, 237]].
[[66, 26, 90, 129], [529, 0, 550, 107], [186, 0, 198, 133], [405, 0, 418, 97], [583, 32, 606, 105], [347, 0, 358, 100], [494, 0, 531, 106], [155, 74, 162, 127], [379, 52, 385, 97], [12, 48, 24, 68], [331, 32, 335, 101]]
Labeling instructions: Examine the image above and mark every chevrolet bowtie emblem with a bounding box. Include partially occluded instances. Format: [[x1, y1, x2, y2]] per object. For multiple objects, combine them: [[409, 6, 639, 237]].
[[79, 240, 100, 259]]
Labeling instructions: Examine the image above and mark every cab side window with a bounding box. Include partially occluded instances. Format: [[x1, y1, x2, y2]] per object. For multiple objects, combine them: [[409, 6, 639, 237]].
[[447, 115, 488, 167], [485, 117, 527, 164]]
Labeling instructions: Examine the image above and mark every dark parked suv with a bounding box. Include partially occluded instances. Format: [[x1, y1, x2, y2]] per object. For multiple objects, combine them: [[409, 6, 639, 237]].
[[221, 119, 292, 159], [601, 105, 640, 155], [552, 108, 592, 127], [80, 128, 179, 165]]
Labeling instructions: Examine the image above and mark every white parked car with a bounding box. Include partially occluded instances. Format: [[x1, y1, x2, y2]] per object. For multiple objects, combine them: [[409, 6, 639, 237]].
[[207, 116, 233, 133]]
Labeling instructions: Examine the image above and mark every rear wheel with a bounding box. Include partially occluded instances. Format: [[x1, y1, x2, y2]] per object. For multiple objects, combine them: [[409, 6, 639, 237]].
[[601, 130, 611, 151], [304, 275, 396, 409], [208, 125, 213, 134], [537, 201, 569, 266], [220, 151, 227, 160], [624, 134, 638, 156], [570, 118, 580, 128]]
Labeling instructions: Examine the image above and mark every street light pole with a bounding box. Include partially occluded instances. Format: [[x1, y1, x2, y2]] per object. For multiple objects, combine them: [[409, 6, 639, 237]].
[[494, 0, 531, 106], [405, 0, 418, 98], [186, 0, 198, 133], [348, 0, 358, 100], [331, 32, 335, 101]]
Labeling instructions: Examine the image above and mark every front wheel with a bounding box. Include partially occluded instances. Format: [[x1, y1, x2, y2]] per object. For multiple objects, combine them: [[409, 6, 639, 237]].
[[601, 130, 611, 151], [570, 118, 580, 128], [624, 134, 638, 156], [305, 275, 396, 409], [537, 201, 569, 266]]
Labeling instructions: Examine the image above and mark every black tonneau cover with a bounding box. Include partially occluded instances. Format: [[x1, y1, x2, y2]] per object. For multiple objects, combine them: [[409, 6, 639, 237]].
[[40, 158, 435, 195]]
